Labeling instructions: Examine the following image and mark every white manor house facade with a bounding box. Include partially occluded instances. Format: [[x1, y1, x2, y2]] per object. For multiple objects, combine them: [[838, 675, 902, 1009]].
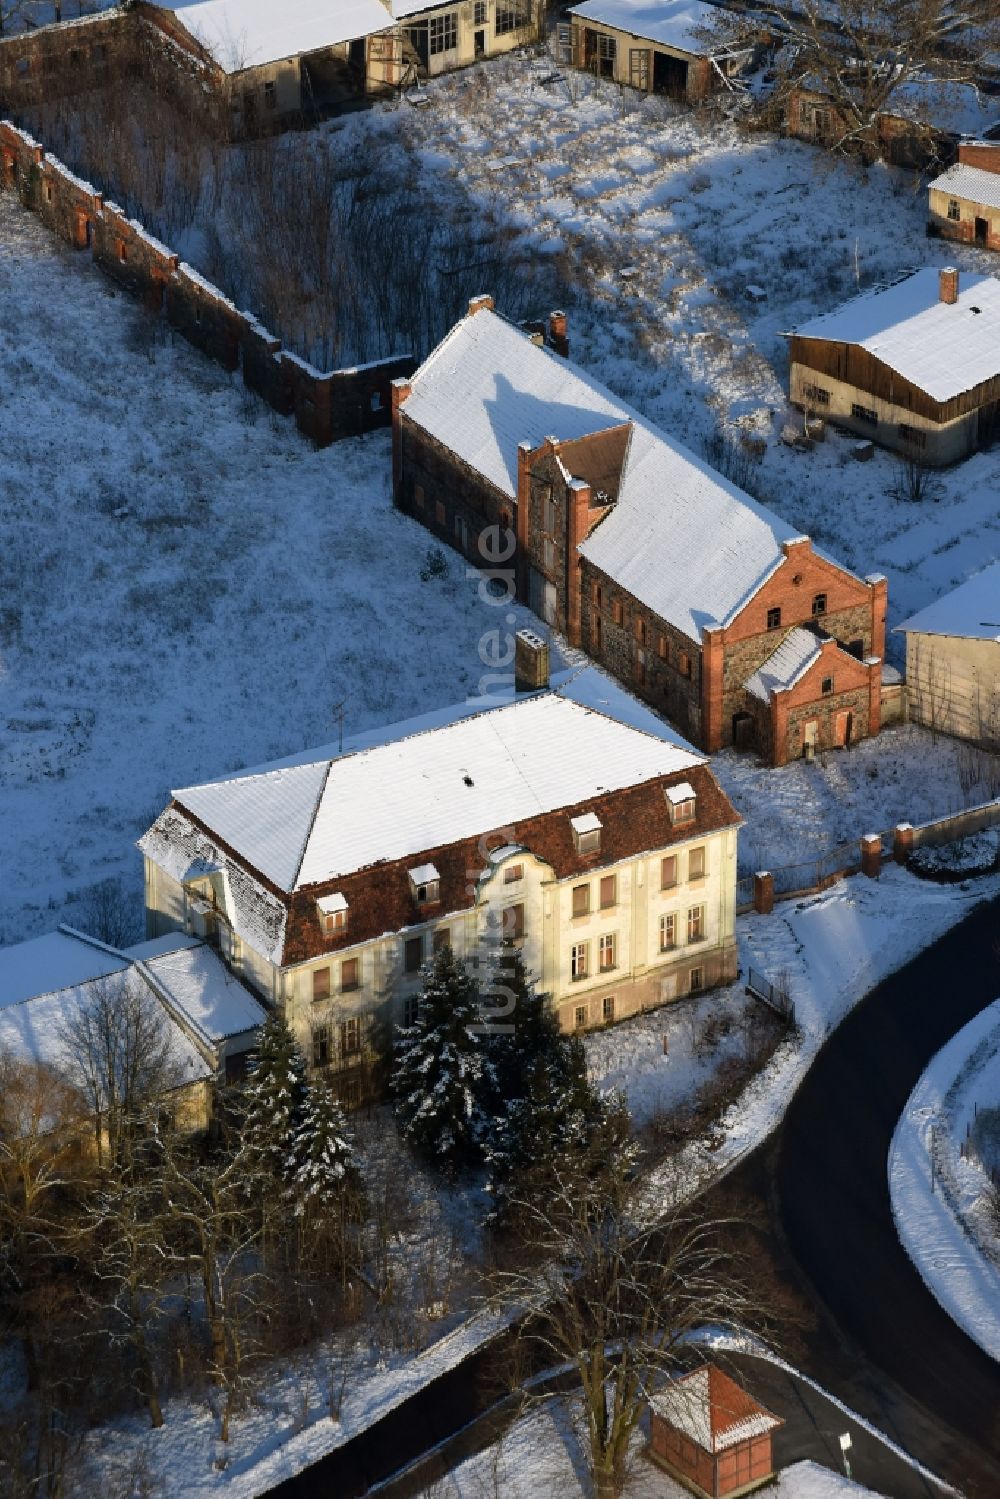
[[139, 672, 741, 1097]]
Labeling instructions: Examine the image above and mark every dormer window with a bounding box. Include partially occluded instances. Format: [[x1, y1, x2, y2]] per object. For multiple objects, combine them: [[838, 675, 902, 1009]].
[[317, 892, 349, 936], [571, 812, 603, 856], [409, 863, 441, 904], [665, 782, 697, 826]]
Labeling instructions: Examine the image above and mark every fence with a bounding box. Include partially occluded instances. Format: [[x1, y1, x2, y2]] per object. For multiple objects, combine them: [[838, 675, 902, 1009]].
[[745, 967, 795, 1025], [910, 796, 1000, 851], [0, 119, 416, 446]]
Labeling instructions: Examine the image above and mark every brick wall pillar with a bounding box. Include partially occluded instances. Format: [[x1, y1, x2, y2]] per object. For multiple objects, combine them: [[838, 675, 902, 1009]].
[[866, 656, 882, 739], [866, 572, 888, 665], [566, 477, 591, 648], [515, 440, 534, 606], [390, 378, 411, 502], [701, 625, 725, 753], [753, 871, 774, 915], [893, 823, 914, 865], [860, 834, 882, 879], [771, 688, 790, 768]]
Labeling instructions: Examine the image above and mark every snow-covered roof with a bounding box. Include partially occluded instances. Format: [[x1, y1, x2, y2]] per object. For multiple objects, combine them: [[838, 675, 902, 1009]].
[[664, 779, 696, 805], [159, 0, 393, 74], [402, 308, 804, 641], [744, 626, 823, 702], [888, 80, 998, 139], [929, 161, 1000, 213], [895, 562, 1000, 642], [142, 944, 267, 1043], [650, 1365, 782, 1454], [166, 692, 702, 894], [0, 929, 128, 1010], [570, 811, 603, 834], [792, 268, 1000, 404], [316, 892, 349, 914], [566, 0, 712, 53]]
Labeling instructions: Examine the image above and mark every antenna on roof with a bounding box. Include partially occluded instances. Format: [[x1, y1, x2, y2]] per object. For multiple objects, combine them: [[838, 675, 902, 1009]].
[[332, 700, 345, 755]]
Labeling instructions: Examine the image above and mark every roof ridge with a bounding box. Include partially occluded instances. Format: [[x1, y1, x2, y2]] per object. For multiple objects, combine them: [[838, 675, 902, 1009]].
[[291, 757, 336, 892]]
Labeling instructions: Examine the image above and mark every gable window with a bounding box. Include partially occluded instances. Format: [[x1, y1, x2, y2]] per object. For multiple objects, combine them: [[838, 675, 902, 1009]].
[[318, 892, 349, 936], [341, 957, 360, 992], [571, 942, 589, 980], [571, 812, 602, 856], [599, 874, 616, 909], [599, 933, 616, 971], [821, 676, 834, 696], [811, 592, 827, 617], [430, 12, 458, 51], [572, 883, 591, 918], [661, 854, 677, 890], [312, 967, 331, 1003], [687, 905, 705, 943], [948, 198, 961, 221], [766, 606, 781, 631], [340, 1017, 361, 1056], [688, 846, 705, 881], [666, 783, 697, 826], [312, 1026, 330, 1067], [409, 864, 441, 905], [503, 903, 525, 941], [503, 861, 524, 884], [404, 935, 424, 974], [602, 994, 615, 1022], [851, 402, 878, 427], [659, 912, 677, 951]]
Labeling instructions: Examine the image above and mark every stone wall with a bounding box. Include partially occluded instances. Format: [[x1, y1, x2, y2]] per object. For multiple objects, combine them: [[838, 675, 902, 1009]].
[[0, 119, 415, 446]]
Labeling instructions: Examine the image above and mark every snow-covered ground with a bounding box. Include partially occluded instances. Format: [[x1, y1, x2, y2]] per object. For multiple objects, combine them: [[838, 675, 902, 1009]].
[[889, 998, 1000, 1363], [411, 1394, 882, 1498]]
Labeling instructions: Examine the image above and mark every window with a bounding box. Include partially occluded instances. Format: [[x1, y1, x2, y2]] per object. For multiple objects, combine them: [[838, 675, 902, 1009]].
[[410, 866, 441, 904], [312, 967, 331, 1002], [596, 32, 616, 60], [599, 933, 616, 971], [45, 181, 53, 203], [503, 861, 524, 884], [599, 874, 616, 909], [430, 12, 458, 51], [593, 580, 603, 608], [571, 813, 602, 856], [118, 240, 128, 264], [542, 537, 556, 572], [414, 483, 425, 510], [602, 994, 615, 1022], [495, 0, 530, 33], [341, 957, 360, 992], [594, 614, 603, 650], [898, 423, 926, 449], [766, 606, 781, 631], [635, 616, 646, 645], [667, 788, 696, 825], [340, 1017, 361, 1056], [574, 1004, 588, 1030], [659, 913, 676, 951], [403, 994, 420, 1028], [312, 1026, 330, 1067], [321, 907, 348, 936], [658, 634, 668, 662], [948, 198, 961, 222], [688, 846, 705, 881], [690, 967, 704, 994], [503, 903, 525, 941], [851, 402, 878, 427], [687, 905, 705, 943], [571, 942, 589, 980], [821, 676, 834, 696], [811, 592, 827, 617], [405, 935, 423, 973], [264, 79, 276, 110], [678, 651, 692, 679], [661, 854, 677, 890], [572, 883, 591, 918], [613, 599, 624, 626], [435, 499, 446, 525], [474, 0, 487, 19], [803, 383, 830, 406]]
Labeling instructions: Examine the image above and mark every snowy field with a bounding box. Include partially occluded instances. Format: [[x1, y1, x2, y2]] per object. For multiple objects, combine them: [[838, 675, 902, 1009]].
[[412, 1395, 882, 1498], [890, 998, 1000, 1363]]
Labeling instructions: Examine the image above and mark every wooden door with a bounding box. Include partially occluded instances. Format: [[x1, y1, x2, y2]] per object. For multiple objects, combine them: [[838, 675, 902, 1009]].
[[629, 48, 650, 90], [834, 710, 852, 747]]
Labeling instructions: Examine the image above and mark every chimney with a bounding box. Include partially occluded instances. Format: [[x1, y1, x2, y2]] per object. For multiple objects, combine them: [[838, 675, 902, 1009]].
[[467, 293, 494, 317], [939, 266, 959, 305], [514, 628, 550, 692], [548, 309, 569, 358]]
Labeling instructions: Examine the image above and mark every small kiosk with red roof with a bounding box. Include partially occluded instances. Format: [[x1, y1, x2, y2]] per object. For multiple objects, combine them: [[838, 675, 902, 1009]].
[[647, 1363, 783, 1497]]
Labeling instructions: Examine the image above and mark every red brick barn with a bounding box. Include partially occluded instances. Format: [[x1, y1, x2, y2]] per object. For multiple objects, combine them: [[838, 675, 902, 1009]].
[[648, 1363, 783, 1497], [393, 296, 887, 765]]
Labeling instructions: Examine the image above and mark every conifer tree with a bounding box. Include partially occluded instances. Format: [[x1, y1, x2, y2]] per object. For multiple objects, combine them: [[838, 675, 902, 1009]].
[[292, 1077, 363, 1219], [391, 946, 491, 1177], [241, 1008, 308, 1188]]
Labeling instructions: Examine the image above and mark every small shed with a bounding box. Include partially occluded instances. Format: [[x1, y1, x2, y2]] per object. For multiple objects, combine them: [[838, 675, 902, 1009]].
[[895, 563, 1000, 747], [647, 1363, 783, 1498]]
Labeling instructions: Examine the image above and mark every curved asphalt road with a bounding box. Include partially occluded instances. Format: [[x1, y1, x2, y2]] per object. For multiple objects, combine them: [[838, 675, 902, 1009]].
[[774, 887, 1000, 1495]]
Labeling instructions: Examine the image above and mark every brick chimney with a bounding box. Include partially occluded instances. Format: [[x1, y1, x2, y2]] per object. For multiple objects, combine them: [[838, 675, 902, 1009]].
[[514, 628, 550, 691], [468, 293, 495, 316], [939, 266, 959, 305], [548, 310, 569, 358]]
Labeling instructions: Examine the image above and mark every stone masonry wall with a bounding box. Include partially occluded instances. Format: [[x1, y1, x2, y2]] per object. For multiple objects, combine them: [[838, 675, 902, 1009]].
[[0, 120, 415, 446]]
